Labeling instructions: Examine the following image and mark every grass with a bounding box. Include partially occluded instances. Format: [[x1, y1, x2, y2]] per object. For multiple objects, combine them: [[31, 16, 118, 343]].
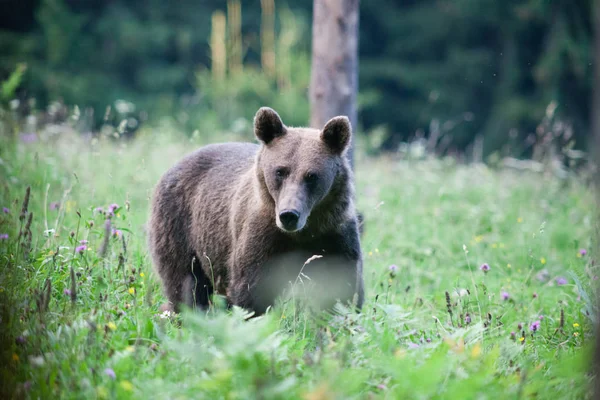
[[0, 121, 597, 399]]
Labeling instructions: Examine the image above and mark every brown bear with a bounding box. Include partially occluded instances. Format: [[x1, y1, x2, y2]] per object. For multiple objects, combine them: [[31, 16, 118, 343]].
[[148, 107, 364, 315]]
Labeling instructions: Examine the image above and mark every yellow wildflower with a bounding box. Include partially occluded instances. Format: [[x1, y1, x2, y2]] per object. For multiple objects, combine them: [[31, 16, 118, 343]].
[[120, 381, 134, 392]]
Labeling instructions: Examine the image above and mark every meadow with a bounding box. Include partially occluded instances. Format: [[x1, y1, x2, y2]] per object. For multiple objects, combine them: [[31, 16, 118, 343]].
[[0, 119, 597, 399]]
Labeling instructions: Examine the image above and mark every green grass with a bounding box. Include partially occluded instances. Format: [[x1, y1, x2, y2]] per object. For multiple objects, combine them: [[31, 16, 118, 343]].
[[0, 124, 597, 399]]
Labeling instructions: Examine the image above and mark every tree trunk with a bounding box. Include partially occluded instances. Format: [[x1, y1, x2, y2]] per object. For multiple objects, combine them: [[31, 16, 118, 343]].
[[594, 0, 600, 164], [309, 0, 359, 169]]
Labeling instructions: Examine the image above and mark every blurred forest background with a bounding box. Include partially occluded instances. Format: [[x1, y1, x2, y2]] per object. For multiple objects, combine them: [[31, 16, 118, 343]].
[[0, 0, 594, 159]]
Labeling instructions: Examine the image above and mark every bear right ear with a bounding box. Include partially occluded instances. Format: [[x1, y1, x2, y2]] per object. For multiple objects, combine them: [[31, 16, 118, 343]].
[[254, 107, 287, 145]]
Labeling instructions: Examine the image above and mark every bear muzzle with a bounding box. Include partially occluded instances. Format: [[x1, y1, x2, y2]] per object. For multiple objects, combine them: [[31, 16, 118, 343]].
[[277, 209, 306, 232]]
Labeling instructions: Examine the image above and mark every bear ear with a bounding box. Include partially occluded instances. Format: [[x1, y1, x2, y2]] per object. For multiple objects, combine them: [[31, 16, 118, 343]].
[[254, 107, 287, 145], [321, 116, 351, 155]]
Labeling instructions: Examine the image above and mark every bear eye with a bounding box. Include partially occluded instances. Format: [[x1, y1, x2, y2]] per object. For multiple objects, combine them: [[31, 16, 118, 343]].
[[305, 173, 319, 186], [275, 167, 288, 179]]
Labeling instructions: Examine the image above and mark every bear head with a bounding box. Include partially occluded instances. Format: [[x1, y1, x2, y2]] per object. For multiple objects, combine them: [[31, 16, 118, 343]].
[[254, 107, 352, 233]]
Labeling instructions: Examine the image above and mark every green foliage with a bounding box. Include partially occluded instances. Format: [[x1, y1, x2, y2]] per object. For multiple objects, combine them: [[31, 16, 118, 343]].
[[1, 63, 26, 103], [0, 110, 597, 398]]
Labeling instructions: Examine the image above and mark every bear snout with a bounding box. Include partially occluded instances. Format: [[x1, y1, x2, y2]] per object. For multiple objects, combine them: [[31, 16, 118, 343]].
[[279, 209, 301, 231]]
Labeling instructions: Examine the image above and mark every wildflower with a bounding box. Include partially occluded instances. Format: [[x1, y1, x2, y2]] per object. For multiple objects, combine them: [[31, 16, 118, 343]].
[[107, 322, 117, 331], [501, 291, 510, 301], [160, 310, 173, 319], [579, 248, 587, 257], [2, 207, 9, 214], [517, 217, 523, 223], [128, 287, 135, 295], [15, 336, 26, 345], [49, 202, 60, 211], [140, 272, 145, 278], [540, 257, 546, 265], [76, 245, 87, 254], [573, 323, 580, 328], [556, 277, 568, 285], [532, 292, 538, 299], [389, 264, 398, 277], [20, 133, 37, 143], [519, 337, 525, 342], [426, 338, 431, 343], [480, 263, 490, 273], [63, 289, 71, 296], [109, 203, 119, 212], [407, 342, 420, 349], [95, 207, 104, 214], [377, 384, 387, 390], [0, 234, 8, 240], [529, 320, 541, 332], [104, 368, 116, 379], [464, 314, 472, 324], [120, 380, 133, 392], [12, 353, 19, 362], [112, 229, 122, 238], [574, 332, 579, 337], [538, 315, 544, 321], [79, 239, 88, 245], [510, 331, 516, 341]]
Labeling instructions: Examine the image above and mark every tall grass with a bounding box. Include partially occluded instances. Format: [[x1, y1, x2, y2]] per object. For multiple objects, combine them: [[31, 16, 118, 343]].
[[0, 107, 597, 398]]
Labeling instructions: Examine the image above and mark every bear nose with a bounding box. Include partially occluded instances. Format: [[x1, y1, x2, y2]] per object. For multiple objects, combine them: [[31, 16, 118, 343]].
[[279, 210, 300, 230]]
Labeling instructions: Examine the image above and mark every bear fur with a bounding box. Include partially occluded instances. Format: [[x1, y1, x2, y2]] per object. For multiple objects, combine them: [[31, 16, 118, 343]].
[[148, 107, 364, 315]]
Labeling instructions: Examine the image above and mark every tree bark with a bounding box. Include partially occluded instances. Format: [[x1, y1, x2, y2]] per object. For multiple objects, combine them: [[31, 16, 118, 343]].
[[594, 0, 600, 164], [309, 0, 359, 169]]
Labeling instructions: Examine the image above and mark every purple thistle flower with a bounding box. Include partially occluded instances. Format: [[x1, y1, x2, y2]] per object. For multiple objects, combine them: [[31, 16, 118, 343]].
[[517, 322, 523, 331], [2, 207, 9, 214], [63, 288, 72, 296], [407, 342, 420, 349], [112, 228, 122, 237], [49, 202, 60, 211], [20, 133, 37, 143], [501, 291, 510, 301], [15, 336, 26, 345], [389, 264, 398, 273], [510, 331, 516, 341], [579, 248, 587, 257], [79, 239, 88, 245], [0, 233, 8, 240], [426, 338, 431, 343], [529, 320, 541, 332], [377, 384, 387, 391], [538, 315, 544, 321], [556, 277, 568, 286], [532, 292, 538, 299], [95, 207, 104, 214], [464, 314, 472, 324], [109, 203, 119, 212], [104, 368, 116, 379], [75, 245, 87, 254], [480, 263, 490, 273]]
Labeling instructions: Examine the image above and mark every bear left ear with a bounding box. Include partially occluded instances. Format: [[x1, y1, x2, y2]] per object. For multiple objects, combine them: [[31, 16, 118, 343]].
[[254, 107, 287, 145], [321, 116, 351, 155]]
